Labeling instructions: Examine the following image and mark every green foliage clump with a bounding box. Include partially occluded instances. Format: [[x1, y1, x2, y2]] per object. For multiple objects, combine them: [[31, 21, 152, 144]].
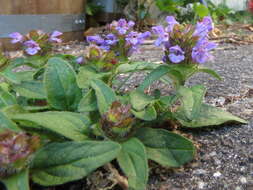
[[0, 18, 247, 190]]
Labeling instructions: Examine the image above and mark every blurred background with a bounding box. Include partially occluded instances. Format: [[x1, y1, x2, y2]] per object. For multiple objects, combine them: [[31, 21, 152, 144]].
[[1, 0, 253, 51]]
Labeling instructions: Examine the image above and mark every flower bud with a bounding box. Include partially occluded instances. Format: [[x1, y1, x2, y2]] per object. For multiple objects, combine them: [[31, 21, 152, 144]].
[[0, 130, 40, 178], [100, 101, 135, 141]]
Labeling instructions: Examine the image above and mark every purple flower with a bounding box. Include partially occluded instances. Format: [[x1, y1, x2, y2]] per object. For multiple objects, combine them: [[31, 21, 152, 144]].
[[192, 39, 217, 64], [125, 31, 151, 56], [87, 35, 104, 45], [105, 33, 118, 45], [193, 16, 213, 39], [9, 32, 23, 44], [126, 32, 140, 46], [165, 16, 179, 32], [49, 30, 63, 43], [115, 19, 135, 35], [128, 20, 135, 28], [24, 40, 41, 55], [76, 56, 84, 64], [168, 45, 185, 63], [152, 26, 169, 46], [140, 31, 151, 39]]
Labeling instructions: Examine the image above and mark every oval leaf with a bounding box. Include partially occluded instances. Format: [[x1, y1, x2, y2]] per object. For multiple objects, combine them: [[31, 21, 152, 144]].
[[12, 111, 90, 141], [130, 90, 155, 111], [0, 87, 17, 109], [117, 62, 158, 73], [31, 141, 121, 186], [174, 103, 247, 128], [117, 138, 148, 190], [1, 169, 29, 190], [44, 57, 82, 111], [135, 128, 195, 167], [90, 79, 116, 114], [137, 65, 171, 91], [77, 66, 110, 88], [131, 106, 157, 121], [78, 89, 97, 112], [12, 81, 46, 99], [177, 85, 206, 120], [0, 111, 20, 132]]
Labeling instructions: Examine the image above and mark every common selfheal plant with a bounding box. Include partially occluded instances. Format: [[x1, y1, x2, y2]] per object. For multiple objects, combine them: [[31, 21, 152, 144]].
[[151, 16, 221, 87], [0, 18, 247, 190], [87, 19, 151, 61], [9, 30, 62, 56], [153, 16, 216, 65]]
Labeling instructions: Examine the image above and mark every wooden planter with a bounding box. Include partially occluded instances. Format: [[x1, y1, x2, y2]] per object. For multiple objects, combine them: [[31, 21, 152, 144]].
[[93, 0, 123, 23], [0, 0, 86, 51]]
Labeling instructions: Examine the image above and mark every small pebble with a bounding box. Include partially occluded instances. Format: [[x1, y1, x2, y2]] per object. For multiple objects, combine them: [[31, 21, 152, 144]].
[[193, 169, 207, 175], [198, 181, 206, 189], [213, 171, 222, 178], [235, 186, 242, 190], [239, 176, 247, 184], [209, 151, 217, 156]]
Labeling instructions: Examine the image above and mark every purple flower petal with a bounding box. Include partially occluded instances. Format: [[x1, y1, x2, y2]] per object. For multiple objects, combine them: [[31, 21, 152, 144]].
[[76, 56, 84, 64], [165, 16, 178, 32], [192, 39, 217, 64], [24, 40, 41, 55], [51, 30, 63, 37], [128, 21, 135, 28], [193, 16, 214, 39], [49, 31, 63, 43], [87, 35, 104, 45], [9, 32, 23, 44], [152, 26, 169, 47], [169, 45, 185, 63]]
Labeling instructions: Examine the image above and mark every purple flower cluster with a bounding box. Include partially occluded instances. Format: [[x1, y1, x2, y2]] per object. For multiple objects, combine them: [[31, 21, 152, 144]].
[[152, 16, 217, 64], [86, 19, 151, 59], [9, 30, 62, 56]]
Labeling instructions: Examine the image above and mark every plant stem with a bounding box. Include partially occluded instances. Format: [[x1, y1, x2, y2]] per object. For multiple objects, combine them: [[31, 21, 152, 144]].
[[104, 163, 129, 190]]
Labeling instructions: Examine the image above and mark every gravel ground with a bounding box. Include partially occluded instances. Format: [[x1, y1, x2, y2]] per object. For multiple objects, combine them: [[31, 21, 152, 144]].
[[131, 43, 253, 190], [5, 42, 253, 190]]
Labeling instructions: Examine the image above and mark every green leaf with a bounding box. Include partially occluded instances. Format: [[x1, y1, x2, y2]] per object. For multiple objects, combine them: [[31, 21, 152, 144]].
[[44, 57, 82, 111], [130, 90, 155, 111], [78, 89, 97, 112], [31, 141, 121, 186], [197, 67, 222, 80], [12, 111, 90, 141], [175, 103, 247, 128], [90, 79, 117, 114], [0, 67, 21, 84], [131, 106, 157, 121], [14, 71, 36, 81], [0, 87, 17, 109], [12, 81, 46, 99], [137, 65, 171, 91], [117, 62, 158, 73], [1, 169, 30, 190], [0, 111, 21, 132], [177, 85, 206, 120], [77, 66, 111, 88], [117, 138, 148, 190], [194, 3, 209, 18], [135, 128, 195, 167], [2, 104, 27, 118]]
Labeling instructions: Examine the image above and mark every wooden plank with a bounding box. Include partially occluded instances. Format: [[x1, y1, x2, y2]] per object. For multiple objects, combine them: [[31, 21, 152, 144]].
[[0, 0, 86, 14]]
